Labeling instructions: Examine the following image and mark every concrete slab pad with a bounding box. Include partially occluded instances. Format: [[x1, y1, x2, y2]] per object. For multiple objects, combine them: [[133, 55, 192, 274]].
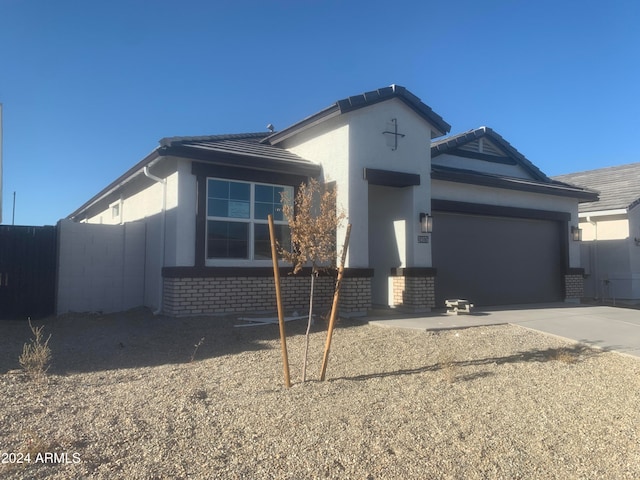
[[367, 304, 640, 358]]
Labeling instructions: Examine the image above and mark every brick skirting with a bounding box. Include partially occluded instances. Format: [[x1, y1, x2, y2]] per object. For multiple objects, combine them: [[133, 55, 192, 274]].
[[564, 269, 585, 301], [162, 267, 372, 317], [390, 268, 437, 312]]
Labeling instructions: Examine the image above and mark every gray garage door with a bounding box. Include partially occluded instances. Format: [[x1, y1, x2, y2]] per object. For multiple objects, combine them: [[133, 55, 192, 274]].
[[432, 212, 564, 307]]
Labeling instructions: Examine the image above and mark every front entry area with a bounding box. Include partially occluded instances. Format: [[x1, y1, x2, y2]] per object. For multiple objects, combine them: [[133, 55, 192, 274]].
[[368, 184, 408, 306], [432, 211, 564, 307]]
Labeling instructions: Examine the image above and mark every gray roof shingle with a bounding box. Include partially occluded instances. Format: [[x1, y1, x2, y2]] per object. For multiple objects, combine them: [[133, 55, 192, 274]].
[[68, 132, 320, 220], [160, 132, 318, 171], [552, 162, 640, 212], [432, 165, 598, 202], [431, 127, 550, 182], [264, 85, 451, 145]]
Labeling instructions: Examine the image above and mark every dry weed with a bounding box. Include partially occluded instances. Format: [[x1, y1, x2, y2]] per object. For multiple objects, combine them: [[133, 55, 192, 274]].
[[438, 353, 458, 384], [549, 347, 578, 364], [190, 337, 205, 363], [19, 319, 52, 381]]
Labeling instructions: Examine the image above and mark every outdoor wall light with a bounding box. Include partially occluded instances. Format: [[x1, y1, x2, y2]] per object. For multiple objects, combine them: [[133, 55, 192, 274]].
[[420, 212, 433, 233], [571, 226, 582, 242]]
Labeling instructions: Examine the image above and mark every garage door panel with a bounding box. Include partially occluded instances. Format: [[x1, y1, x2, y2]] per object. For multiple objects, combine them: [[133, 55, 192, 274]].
[[433, 213, 563, 307]]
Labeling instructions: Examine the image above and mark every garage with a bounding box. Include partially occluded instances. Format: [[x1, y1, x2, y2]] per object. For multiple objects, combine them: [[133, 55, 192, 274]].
[[431, 209, 565, 307]]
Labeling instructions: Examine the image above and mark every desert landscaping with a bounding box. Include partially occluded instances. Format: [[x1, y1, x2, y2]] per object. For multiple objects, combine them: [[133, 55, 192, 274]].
[[1, 309, 639, 479]]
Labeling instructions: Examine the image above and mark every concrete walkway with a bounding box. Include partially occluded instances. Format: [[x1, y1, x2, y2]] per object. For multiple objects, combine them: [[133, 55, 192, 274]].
[[367, 303, 640, 358]]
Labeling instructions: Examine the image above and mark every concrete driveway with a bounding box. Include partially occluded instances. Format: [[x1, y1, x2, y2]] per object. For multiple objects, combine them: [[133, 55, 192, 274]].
[[367, 303, 640, 358]]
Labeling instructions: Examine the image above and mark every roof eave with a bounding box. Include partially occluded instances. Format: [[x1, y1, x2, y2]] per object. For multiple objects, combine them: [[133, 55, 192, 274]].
[[262, 105, 341, 145], [68, 148, 163, 220], [264, 85, 451, 146], [432, 167, 599, 202], [578, 208, 628, 218], [163, 144, 321, 177]]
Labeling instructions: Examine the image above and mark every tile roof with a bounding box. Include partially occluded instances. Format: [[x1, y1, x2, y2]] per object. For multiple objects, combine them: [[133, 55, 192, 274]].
[[68, 133, 320, 220], [431, 127, 549, 182], [264, 85, 451, 145], [159, 132, 319, 172], [432, 165, 599, 202], [552, 162, 640, 212]]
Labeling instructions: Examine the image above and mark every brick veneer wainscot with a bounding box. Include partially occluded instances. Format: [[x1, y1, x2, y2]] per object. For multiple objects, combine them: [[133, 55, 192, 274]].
[[391, 268, 436, 311], [162, 267, 372, 317], [564, 270, 585, 300]]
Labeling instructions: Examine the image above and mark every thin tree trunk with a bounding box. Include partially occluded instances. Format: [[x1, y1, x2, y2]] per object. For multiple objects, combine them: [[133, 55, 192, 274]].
[[302, 267, 316, 382]]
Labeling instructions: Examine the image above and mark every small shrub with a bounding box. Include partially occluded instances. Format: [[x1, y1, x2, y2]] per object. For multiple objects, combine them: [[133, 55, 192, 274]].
[[19, 319, 52, 380], [438, 353, 458, 384], [21, 430, 53, 458], [549, 347, 578, 364]]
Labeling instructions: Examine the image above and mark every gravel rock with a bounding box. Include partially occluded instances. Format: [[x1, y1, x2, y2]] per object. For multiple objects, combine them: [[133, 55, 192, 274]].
[[1, 310, 639, 479]]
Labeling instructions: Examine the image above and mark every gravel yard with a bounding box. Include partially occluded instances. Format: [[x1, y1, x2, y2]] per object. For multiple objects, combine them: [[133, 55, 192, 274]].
[[1, 309, 639, 479]]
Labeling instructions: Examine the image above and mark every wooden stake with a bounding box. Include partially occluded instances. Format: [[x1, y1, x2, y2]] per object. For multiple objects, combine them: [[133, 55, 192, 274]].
[[319, 224, 352, 381], [268, 214, 291, 388]]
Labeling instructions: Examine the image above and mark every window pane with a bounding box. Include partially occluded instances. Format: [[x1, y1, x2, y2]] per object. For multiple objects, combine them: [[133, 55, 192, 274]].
[[254, 224, 291, 260], [207, 221, 248, 259], [274, 187, 286, 204], [255, 202, 273, 220], [208, 199, 228, 218], [207, 179, 250, 219], [255, 184, 273, 203], [228, 200, 250, 219], [208, 179, 229, 199], [273, 204, 285, 221], [230, 182, 250, 201]]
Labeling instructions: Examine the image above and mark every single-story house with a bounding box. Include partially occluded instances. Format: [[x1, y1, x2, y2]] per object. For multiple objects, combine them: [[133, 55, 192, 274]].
[[553, 163, 640, 301], [66, 85, 597, 316]]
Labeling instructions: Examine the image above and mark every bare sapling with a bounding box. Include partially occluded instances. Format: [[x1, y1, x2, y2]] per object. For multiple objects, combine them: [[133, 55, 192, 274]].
[[281, 178, 344, 382]]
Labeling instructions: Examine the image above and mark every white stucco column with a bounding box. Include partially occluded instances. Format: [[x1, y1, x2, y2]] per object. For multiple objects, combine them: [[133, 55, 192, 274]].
[[344, 177, 369, 268]]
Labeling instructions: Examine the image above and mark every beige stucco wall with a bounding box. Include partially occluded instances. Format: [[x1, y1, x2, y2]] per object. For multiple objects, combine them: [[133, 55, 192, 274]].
[[283, 98, 436, 270], [580, 218, 629, 241], [84, 159, 197, 267], [280, 118, 352, 263], [346, 99, 434, 268], [279, 98, 441, 306], [580, 205, 640, 300], [85, 172, 176, 225]]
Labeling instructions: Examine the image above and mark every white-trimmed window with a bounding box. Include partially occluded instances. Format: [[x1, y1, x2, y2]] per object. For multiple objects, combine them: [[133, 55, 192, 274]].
[[206, 178, 293, 262]]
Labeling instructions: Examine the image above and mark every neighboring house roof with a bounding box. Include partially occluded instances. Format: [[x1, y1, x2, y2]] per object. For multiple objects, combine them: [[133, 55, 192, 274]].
[[68, 132, 320, 220], [264, 84, 451, 145], [431, 127, 599, 202], [552, 162, 640, 213]]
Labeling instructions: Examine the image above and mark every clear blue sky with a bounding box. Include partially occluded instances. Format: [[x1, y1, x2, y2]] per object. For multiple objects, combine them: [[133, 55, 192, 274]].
[[1, 0, 638, 226]]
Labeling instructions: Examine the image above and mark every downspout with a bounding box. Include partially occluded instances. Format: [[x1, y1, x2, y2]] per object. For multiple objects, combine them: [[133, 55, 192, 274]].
[[586, 216, 599, 300], [144, 164, 167, 315]]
